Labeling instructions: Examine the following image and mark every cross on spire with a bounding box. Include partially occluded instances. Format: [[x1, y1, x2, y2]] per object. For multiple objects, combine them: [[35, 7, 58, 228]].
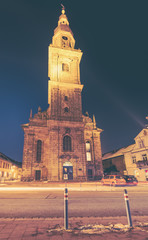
[[61, 4, 65, 14]]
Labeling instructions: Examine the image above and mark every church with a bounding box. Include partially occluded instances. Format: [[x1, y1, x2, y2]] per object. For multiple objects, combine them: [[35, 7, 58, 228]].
[[21, 7, 103, 181]]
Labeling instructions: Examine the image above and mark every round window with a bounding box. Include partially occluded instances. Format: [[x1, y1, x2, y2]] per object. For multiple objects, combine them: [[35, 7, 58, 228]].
[[62, 36, 68, 40]]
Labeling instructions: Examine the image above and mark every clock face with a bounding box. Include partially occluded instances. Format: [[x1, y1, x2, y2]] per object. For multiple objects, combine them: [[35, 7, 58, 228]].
[[62, 36, 68, 40]]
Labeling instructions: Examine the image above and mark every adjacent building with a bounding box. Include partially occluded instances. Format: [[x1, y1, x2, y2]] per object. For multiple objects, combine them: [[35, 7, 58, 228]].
[[103, 117, 148, 181], [0, 152, 22, 181], [21, 7, 103, 181], [123, 126, 148, 181], [102, 148, 126, 175]]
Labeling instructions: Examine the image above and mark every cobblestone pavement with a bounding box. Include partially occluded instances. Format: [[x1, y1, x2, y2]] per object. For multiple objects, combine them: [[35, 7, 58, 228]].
[[0, 217, 147, 240]]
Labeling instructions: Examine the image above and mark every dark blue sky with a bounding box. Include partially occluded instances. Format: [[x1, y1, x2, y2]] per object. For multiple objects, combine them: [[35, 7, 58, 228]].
[[0, 0, 148, 162]]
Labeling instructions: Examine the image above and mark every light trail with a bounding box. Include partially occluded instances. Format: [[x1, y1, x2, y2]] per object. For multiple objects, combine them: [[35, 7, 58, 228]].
[[0, 185, 147, 192]]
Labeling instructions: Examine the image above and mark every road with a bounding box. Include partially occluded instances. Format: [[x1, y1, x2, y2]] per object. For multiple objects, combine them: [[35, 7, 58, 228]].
[[0, 184, 148, 218]]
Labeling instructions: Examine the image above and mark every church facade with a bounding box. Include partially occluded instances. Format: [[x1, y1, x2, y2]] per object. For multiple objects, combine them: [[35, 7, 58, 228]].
[[21, 8, 103, 181]]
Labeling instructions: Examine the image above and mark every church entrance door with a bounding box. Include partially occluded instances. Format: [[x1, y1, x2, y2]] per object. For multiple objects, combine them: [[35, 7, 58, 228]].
[[35, 170, 41, 181], [63, 162, 73, 180]]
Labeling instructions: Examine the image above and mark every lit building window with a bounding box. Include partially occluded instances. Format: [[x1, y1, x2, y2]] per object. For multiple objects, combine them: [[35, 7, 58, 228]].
[[62, 63, 69, 72], [86, 141, 91, 161], [86, 152, 91, 161], [36, 140, 42, 163], [63, 135, 72, 152]]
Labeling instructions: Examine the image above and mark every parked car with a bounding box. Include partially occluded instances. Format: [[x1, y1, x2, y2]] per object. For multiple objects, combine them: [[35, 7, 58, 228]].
[[123, 175, 138, 185], [101, 175, 126, 186]]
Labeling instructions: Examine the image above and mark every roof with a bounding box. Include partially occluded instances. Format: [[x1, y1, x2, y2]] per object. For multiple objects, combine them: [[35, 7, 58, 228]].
[[54, 25, 73, 36], [0, 152, 22, 167], [102, 144, 135, 160]]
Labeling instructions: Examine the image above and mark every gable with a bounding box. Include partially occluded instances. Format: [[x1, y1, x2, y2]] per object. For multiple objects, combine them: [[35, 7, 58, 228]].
[[134, 128, 148, 149], [134, 128, 148, 140]]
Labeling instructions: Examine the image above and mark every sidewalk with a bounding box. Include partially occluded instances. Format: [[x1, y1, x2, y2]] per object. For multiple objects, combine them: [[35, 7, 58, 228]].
[[0, 180, 148, 188], [0, 216, 148, 240]]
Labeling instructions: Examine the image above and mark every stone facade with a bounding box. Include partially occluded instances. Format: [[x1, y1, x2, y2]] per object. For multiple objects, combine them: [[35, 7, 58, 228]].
[[22, 8, 103, 181]]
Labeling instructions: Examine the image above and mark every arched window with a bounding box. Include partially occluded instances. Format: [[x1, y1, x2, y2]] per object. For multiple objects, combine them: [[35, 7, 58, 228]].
[[86, 141, 91, 161], [63, 135, 72, 152], [36, 140, 42, 163]]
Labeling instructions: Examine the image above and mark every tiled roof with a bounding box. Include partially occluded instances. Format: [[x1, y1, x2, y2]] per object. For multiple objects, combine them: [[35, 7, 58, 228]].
[[102, 144, 135, 160], [54, 25, 73, 36], [0, 152, 22, 167]]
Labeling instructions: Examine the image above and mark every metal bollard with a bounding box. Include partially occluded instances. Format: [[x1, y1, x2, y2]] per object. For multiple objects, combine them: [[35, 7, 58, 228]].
[[124, 189, 133, 228], [64, 188, 68, 230]]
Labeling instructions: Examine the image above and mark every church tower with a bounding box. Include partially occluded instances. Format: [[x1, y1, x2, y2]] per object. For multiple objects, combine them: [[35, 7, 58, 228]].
[[21, 7, 103, 181], [48, 7, 83, 122]]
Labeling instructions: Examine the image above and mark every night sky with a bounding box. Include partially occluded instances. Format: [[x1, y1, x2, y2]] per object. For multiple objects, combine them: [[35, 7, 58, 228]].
[[0, 0, 148, 162]]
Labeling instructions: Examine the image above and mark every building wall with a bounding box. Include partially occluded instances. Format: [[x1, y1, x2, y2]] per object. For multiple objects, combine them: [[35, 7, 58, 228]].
[[84, 116, 103, 179], [0, 157, 21, 181], [124, 150, 148, 181], [22, 113, 103, 181], [102, 127, 148, 181], [22, 118, 87, 181], [124, 128, 148, 181], [102, 155, 126, 175]]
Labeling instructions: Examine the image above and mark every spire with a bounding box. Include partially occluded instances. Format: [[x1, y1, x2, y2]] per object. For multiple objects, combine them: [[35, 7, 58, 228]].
[[38, 106, 41, 112], [93, 115, 96, 129], [58, 4, 69, 26], [52, 5, 75, 48], [30, 109, 32, 118]]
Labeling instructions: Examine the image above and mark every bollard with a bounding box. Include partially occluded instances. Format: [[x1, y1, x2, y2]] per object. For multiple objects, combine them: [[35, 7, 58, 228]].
[[124, 189, 133, 228], [64, 188, 68, 230]]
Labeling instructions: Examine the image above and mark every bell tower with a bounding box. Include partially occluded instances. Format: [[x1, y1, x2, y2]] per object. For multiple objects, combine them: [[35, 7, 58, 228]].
[[48, 6, 83, 121], [21, 6, 103, 182]]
